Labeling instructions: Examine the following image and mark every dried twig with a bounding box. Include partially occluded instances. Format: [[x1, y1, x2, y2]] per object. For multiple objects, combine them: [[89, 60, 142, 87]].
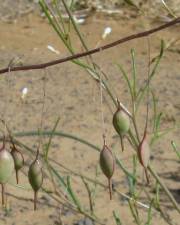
[[0, 17, 179, 74]]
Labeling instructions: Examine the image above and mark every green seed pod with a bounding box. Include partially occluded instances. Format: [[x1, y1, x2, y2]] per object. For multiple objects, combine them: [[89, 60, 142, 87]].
[[11, 144, 24, 184], [28, 159, 43, 192], [0, 138, 14, 205], [100, 140, 115, 200], [100, 145, 114, 179], [28, 150, 43, 210], [113, 108, 130, 136], [0, 142, 14, 184]]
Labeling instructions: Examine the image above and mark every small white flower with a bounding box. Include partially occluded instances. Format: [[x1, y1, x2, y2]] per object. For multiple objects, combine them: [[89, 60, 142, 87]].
[[21, 87, 28, 100], [102, 27, 112, 39], [47, 45, 60, 55], [73, 16, 85, 25]]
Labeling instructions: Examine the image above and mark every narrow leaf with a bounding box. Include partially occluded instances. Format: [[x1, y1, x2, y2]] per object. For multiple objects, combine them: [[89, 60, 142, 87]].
[[171, 141, 180, 159], [116, 63, 134, 101], [44, 117, 60, 160], [136, 40, 165, 112], [160, 0, 177, 18], [67, 176, 82, 212], [113, 210, 122, 225], [123, 0, 139, 10]]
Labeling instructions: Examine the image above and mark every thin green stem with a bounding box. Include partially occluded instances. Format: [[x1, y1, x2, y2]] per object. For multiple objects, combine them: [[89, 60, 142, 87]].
[[81, 176, 94, 215], [148, 165, 180, 213], [61, 0, 91, 58], [34, 191, 37, 211], [131, 49, 137, 98], [108, 178, 112, 200], [1, 184, 5, 206], [132, 118, 140, 143], [128, 199, 141, 225], [53, 0, 67, 34]]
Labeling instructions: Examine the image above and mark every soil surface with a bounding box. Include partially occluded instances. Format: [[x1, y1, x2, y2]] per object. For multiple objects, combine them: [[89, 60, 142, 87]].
[[0, 5, 180, 225]]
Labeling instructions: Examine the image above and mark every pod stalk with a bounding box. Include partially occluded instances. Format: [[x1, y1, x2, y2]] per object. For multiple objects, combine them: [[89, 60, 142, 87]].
[[108, 178, 112, 200], [119, 134, 124, 152], [1, 184, 5, 206], [15, 170, 19, 184], [34, 191, 37, 211], [35, 148, 39, 161], [0, 136, 5, 152], [144, 168, 150, 185]]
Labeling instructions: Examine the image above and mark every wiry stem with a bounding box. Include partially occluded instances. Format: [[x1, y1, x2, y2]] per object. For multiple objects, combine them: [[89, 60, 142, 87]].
[[148, 165, 180, 213], [34, 191, 37, 211], [0, 135, 5, 151], [108, 179, 112, 200], [0, 18, 179, 74], [1, 184, 5, 206], [119, 134, 124, 152], [144, 168, 150, 185], [35, 148, 39, 161], [15, 170, 19, 184]]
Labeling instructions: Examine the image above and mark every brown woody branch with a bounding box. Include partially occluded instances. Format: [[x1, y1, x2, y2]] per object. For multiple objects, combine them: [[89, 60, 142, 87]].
[[0, 17, 180, 74]]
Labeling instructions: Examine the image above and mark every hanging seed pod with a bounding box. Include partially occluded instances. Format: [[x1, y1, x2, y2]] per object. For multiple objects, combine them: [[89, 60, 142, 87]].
[[113, 101, 130, 151], [138, 132, 150, 184], [10, 142, 24, 184], [100, 138, 115, 200], [28, 149, 43, 210], [113, 104, 130, 136], [0, 137, 14, 205]]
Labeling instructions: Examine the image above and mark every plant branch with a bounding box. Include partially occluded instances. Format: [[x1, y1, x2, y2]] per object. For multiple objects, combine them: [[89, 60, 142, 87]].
[[0, 17, 179, 74]]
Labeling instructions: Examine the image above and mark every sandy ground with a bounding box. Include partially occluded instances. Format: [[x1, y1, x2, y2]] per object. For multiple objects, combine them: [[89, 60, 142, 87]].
[[0, 10, 179, 225]]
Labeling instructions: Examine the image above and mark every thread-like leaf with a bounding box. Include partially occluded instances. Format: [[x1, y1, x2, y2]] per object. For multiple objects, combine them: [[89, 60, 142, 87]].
[[136, 40, 165, 112], [67, 176, 82, 212], [145, 200, 153, 225], [171, 141, 180, 159], [44, 117, 60, 161], [131, 49, 137, 99], [113, 210, 122, 225], [123, 0, 139, 10], [116, 63, 134, 102], [160, 0, 177, 18]]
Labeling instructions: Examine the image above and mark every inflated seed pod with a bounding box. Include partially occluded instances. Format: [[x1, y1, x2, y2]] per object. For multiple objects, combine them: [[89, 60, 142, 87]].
[[28, 149, 43, 210], [100, 139, 115, 200], [113, 108, 130, 135], [138, 132, 150, 184], [0, 137, 14, 205], [113, 101, 130, 151], [10, 143, 24, 184]]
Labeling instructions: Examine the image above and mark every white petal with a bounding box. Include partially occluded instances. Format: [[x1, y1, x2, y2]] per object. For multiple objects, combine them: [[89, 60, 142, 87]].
[[22, 87, 28, 95], [102, 27, 112, 39], [47, 45, 60, 55]]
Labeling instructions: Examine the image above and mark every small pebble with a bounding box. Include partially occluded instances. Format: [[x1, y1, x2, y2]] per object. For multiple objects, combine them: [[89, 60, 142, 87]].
[[74, 219, 84, 225], [74, 217, 94, 225], [84, 217, 94, 225]]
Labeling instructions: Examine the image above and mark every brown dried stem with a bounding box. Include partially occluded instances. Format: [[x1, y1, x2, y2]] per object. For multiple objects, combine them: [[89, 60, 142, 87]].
[[0, 18, 179, 75]]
